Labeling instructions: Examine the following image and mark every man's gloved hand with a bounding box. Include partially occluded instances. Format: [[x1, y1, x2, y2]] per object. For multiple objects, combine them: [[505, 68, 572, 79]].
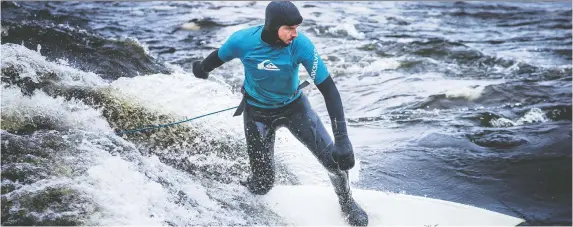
[[192, 61, 209, 79], [331, 121, 355, 171], [332, 135, 355, 170]]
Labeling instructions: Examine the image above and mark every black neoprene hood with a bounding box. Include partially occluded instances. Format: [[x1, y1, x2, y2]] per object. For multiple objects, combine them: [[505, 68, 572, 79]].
[[264, 1, 304, 33]]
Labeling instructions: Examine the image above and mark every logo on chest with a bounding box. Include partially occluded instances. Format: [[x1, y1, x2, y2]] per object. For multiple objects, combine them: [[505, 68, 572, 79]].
[[257, 60, 280, 71]]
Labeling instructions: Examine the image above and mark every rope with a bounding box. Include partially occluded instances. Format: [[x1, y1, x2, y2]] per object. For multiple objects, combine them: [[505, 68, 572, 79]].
[[115, 105, 239, 135]]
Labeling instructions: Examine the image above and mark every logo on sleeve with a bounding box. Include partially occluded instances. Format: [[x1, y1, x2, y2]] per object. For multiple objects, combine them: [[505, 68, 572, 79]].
[[257, 60, 280, 71], [311, 48, 318, 80]]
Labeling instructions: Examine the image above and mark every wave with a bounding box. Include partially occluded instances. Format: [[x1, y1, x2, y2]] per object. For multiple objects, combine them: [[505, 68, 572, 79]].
[[2, 18, 171, 80], [0, 43, 295, 225]]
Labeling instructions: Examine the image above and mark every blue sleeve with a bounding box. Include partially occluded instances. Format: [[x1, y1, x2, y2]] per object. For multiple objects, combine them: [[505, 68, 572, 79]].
[[218, 32, 241, 62], [296, 34, 329, 85]]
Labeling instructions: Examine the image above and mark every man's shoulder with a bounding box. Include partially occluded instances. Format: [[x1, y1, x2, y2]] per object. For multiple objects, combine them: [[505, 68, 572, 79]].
[[297, 31, 311, 40], [230, 25, 263, 41], [292, 31, 315, 52]]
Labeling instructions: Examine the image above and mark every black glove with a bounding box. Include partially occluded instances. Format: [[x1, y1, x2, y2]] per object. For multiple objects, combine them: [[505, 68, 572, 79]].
[[331, 120, 355, 170], [192, 61, 209, 79]]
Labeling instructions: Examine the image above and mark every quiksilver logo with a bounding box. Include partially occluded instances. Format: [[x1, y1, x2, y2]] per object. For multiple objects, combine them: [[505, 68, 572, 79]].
[[257, 60, 280, 71], [311, 48, 318, 80]]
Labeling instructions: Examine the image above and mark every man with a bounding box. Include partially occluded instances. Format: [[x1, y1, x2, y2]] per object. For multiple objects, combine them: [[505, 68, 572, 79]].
[[192, 1, 368, 226]]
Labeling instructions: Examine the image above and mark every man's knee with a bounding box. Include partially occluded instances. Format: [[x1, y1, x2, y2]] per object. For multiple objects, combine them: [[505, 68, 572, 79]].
[[325, 162, 340, 174]]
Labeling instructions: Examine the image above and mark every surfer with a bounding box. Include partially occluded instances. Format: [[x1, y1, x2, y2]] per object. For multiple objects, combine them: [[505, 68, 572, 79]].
[[192, 1, 368, 225]]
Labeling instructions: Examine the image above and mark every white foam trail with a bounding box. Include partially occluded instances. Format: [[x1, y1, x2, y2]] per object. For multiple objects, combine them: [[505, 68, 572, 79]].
[[409, 17, 442, 31], [1, 43, 105, 86], [123, 36, 151, 56], [77, 149, 240, 226], [180, 22, 200, 31], [150, 5, 177, 11], [445, 86, 486, 101], [330, 72, 504, 117], [516, 108, 549, 125], [1, 86, 111, 133], [365, 58, 402, 72], [327, 20, 365, 40], [490, 118, 517, 128], [81, 154, 169, 226], [110, 72, 244, 138], [490, 108, 549, 127], [23, 130, 260, 226]]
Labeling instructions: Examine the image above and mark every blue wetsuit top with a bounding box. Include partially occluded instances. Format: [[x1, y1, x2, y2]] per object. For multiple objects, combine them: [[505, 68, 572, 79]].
[[217, 25, 329, 108]]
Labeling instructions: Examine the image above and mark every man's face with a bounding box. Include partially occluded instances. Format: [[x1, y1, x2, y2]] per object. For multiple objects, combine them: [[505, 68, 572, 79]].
[[278, 24, 299, 45]]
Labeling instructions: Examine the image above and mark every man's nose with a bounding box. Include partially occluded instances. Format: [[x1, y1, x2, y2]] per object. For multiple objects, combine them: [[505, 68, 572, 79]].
[[292, 29, 298, 38]]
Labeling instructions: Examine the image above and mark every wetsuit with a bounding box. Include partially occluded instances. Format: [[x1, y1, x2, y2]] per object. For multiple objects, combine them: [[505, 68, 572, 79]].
[[192, 1, 368, 226]]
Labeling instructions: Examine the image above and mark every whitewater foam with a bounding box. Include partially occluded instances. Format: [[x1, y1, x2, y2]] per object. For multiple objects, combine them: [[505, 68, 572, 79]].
[[1, 44, 105, 86], [490, 108, 549, 127], [1, 86, 111, 133]]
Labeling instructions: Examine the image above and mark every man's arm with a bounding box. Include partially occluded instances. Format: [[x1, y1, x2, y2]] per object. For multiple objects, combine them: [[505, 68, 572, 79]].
[[317, 76, 347, 140], [192, 49, 224, 79], [317, 76, 355, 170], [192, 33, 240, 79], [297, 34, 355, 170]]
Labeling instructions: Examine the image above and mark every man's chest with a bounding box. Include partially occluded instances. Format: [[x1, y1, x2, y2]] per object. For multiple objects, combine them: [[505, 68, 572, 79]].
[[241, 47, 298, 76]]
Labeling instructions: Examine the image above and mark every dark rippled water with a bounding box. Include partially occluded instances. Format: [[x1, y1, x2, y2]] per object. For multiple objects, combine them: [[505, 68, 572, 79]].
[[2, 1, 571, 225]]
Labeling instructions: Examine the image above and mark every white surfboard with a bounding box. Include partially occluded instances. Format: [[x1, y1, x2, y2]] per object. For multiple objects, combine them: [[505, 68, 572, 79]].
[[262, 185, 524, 226]]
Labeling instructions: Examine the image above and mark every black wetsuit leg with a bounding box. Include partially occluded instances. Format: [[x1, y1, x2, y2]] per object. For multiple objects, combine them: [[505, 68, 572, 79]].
[[241, 93, 350, 195], [285, 94, 368, 226], [284, 94, 351, 195], [242, 99, 289, 195], [242, 93, 367, 225]]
